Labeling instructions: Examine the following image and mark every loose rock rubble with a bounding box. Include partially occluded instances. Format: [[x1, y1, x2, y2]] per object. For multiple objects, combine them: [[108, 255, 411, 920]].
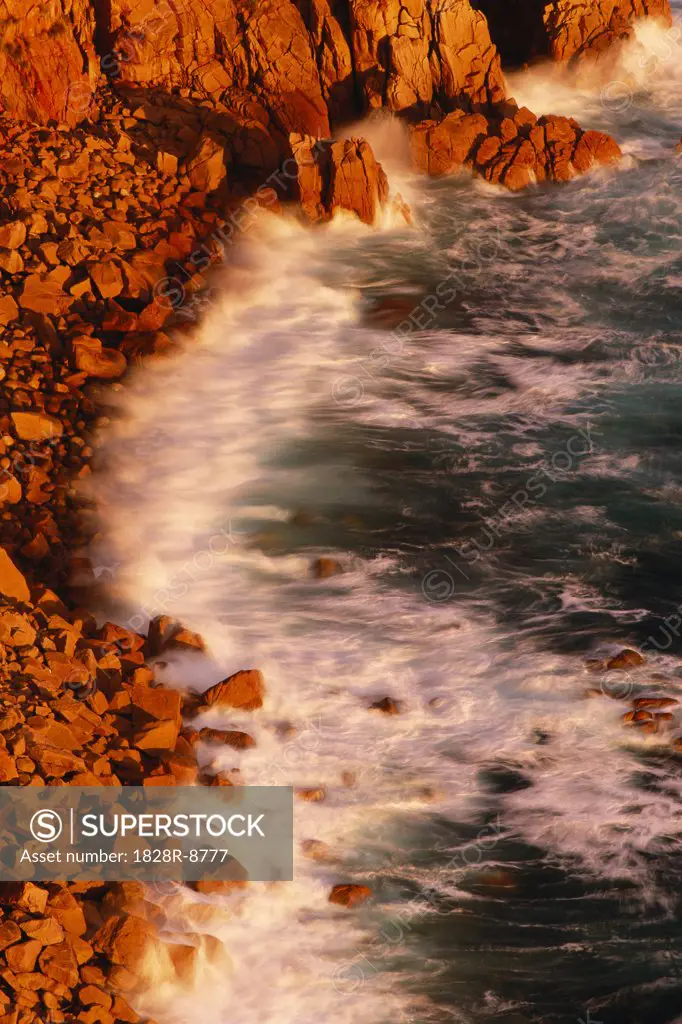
[[0, 571, 263, 1020]]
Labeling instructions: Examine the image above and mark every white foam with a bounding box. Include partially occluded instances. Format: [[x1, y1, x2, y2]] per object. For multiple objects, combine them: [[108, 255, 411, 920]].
[[92, 58, 682, 1017], [507, 15, 682, 154]]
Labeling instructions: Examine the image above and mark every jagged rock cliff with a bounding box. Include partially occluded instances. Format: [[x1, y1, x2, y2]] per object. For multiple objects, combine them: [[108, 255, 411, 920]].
[[0, 0, 99, 127], [0, 0, 672, 202]]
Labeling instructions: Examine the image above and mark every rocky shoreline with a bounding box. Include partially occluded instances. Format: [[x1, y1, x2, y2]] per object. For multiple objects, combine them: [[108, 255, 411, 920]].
[[0, 0, 675, 1021]]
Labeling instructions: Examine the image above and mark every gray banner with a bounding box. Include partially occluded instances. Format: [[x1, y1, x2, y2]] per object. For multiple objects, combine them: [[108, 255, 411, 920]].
[[0, 786, 293, 882]]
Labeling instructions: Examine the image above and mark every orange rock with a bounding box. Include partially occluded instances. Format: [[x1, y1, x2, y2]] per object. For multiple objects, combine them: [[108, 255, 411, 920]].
[[0, 0, 97, 126], [0, 550, 31, 604], [79, 984, 113, 1009], [0, 751, 18, 782], [622, 709, 653, 724], [28, 745, 86, 778], [310, 556, 342, 579], [543, 0, 671, 62], [46, 892, 87, 937], [0, 923, 22, 950], [132, 719, 180, 753], [0, 221, 26, 249], [292, 135, 389, 225], [92, 914, 158, 971], [409, 112, 488, 176], [201, 669, 265, 712], [191, 879, 248, 895], [131, 685, 182, 725], [186, 134, 228, 192], [5, 940, 42, 974], [73, 337, 127, 380], [369, 697, 402, 715], [607, 649, 645, 670], [10, 412, 63, 443], [632, 697, 678, 710], [296, 786, 326, 802], [37, 941, 80, 987], [301, 839, 333, 861], [1, 883, 49, 915], [25, 718, 81, 751], [328, 884, 372, 908], [198, 729, 256, 749], [20, 918, 65, 946]]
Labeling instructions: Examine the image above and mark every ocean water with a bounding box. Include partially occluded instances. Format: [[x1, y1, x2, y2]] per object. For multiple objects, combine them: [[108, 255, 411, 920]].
[[93, 15, 682, 1024]]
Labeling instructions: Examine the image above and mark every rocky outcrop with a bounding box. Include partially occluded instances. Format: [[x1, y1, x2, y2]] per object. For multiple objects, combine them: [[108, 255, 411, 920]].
[[100, 0, 330, 138], [0, 0, 99, 126], [291, 134, 390, 223], [101, 0, 503, 126], [410, 104, 622, 187], [429, 0, 506, 111], [0, 0, 647, 197]]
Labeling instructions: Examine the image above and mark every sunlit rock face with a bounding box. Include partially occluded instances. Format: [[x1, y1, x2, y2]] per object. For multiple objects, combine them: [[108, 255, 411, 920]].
[[0, 0, 99, 126]]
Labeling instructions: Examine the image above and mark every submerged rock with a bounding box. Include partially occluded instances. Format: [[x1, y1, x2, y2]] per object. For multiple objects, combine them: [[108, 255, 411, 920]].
[[296, 786, 327, 801], [607, 648, 646, 670], [369, 696, 403, 715], [198, 728, 256, 750], [311, 556, 342, 579], [301, 839, 334, 861], [328, 884, 372, 908], [632, 696, 678, 709]]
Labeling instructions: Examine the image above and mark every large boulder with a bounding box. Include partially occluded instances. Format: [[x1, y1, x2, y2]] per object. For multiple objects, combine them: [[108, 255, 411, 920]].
[[199, 669, 266, 712], [291, 134, 389, 223], [409, 110, 489, 174]]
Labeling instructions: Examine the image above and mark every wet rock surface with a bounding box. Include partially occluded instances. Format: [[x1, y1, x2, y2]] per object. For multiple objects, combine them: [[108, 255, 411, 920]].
[[409, 106, 622, 187]]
